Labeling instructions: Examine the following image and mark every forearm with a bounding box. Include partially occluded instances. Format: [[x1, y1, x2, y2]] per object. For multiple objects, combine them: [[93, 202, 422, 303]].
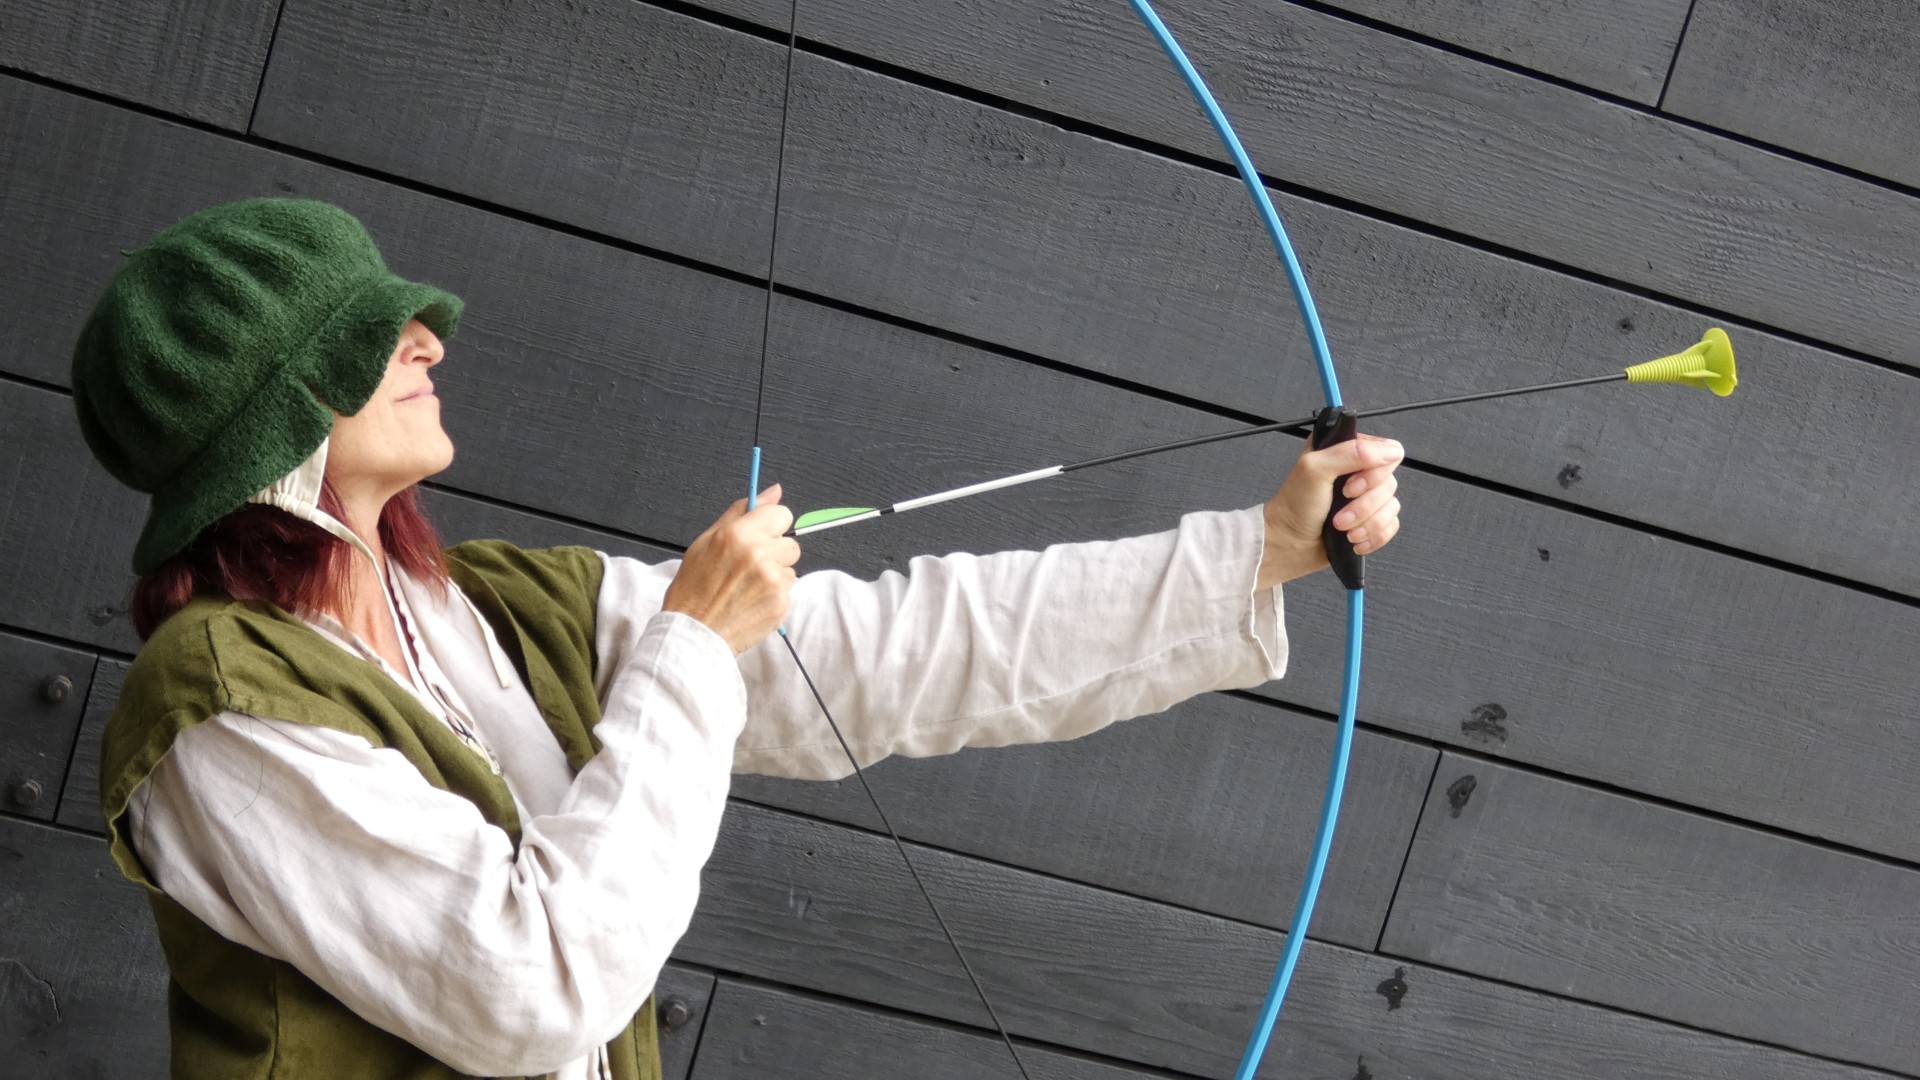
[[732, 504, 1287, 779]]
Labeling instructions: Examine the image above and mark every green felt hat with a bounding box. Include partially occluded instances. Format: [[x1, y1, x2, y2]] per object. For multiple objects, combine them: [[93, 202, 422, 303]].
[[70, 198, 463, 575]]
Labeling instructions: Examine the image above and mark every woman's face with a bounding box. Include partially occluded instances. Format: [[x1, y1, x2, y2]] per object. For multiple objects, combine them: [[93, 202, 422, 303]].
[[326, 319, 454, 504]]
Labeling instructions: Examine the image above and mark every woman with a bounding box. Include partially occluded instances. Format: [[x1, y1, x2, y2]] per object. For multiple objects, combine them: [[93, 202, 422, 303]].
[[72, 199, 1404, 1079]]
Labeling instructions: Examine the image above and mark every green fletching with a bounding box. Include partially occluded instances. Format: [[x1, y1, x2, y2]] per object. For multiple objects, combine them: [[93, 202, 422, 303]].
[[1625, 327, 1737, 396], [794, 507, 878, 531]]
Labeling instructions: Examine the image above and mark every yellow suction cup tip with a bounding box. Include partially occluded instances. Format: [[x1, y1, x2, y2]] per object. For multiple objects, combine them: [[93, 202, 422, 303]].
[[1624, 327, 1737, 396]]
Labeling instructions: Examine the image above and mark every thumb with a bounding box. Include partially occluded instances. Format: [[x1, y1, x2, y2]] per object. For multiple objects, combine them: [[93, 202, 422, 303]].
[[1300, 434, 1402, 480]]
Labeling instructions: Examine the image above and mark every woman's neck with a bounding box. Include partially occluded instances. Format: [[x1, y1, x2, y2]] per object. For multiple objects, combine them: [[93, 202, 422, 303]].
[[319, 485, 417, 680]]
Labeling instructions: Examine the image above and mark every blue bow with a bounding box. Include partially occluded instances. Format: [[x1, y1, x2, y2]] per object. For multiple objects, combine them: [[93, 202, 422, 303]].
[[1127, 5, 1365, 1076]]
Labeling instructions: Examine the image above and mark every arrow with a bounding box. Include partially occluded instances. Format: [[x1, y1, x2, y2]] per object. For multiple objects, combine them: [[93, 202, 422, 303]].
[[792, 329, 1737, 537]]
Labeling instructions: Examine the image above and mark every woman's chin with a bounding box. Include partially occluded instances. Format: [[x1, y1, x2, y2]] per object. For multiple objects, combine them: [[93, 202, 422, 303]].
[[404, 445, 455, 488]]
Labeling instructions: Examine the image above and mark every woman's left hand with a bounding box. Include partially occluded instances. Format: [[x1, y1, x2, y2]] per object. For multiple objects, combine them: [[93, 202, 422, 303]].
[[1258, 433, 1405, 588]]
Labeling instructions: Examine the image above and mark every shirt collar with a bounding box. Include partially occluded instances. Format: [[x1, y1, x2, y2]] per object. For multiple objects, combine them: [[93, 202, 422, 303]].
[[252, 439, 518, 690]]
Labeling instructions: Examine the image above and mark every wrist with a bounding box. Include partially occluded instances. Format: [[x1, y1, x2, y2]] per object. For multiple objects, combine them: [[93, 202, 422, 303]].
[[1258, 507, 1328, 588], [1257, 539, 1326, 589], [660, 596, 741, 655]]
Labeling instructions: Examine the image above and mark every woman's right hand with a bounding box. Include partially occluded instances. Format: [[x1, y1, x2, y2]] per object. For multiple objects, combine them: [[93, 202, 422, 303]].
[[662, 484, 802, 654]]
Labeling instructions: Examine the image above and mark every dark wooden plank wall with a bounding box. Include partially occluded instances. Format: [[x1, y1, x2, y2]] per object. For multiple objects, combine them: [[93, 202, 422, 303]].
[[0, 0, 279, 130], [1663, 0, 1920, 188], [1, 1, 1913, 1078]]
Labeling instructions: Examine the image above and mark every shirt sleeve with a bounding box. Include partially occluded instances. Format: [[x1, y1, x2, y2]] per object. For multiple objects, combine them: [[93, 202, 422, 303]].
[[127, 609, 745, 1078], [594, 503, 1288, 781]]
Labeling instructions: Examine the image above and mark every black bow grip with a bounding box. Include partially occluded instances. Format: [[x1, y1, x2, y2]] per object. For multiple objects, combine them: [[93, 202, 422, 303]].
[[1310, 406, 1365, 591]]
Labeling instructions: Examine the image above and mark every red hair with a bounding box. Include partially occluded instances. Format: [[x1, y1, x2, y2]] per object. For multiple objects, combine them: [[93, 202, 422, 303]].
[[130, 479, 451, 641]]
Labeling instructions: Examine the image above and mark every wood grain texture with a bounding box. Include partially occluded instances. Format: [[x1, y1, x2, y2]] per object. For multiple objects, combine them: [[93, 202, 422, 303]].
[[1663, 0, 1920, 189], [252, 0, 787, 275], [54, 658, 123, 837], [1272, 465, 1920, 865], [732, 693, 1437, 948], [0, 74, 275, 388], [0, 0, 278, 129], [1382, 755, 1920, 1072], [0, 817, 169, 1077], [1312, 0, 1693, 102], [768, 53, 1919, 596], [0, 380, 153, 656], [694, 978, 1187, 1080], [417, 485, 679, 565], [752, 0, 1920, 367], [679, 801, 1900, 1080], [0, 634, 93, 825]]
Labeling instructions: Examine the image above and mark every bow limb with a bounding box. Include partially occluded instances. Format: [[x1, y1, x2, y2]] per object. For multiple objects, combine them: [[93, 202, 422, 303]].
[[1124, 4, 1367, 1077]]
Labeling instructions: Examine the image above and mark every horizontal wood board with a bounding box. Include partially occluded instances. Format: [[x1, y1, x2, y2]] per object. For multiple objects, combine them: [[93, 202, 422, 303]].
[[733, 693, 1437, 946], [419, 486, 679, 560], [708, 0, 1920, 367], [687, 975, 1900, 1080], [0, 378, 153, 656], [1311, 0, 1693, 101], [695, 978, 1194, 1080], [680, 801, 1901, 1079], [1, 816, 171, 1075], [1663, 0, 1920, 189], [252, 0, 786, 277], [0, 0, 278, 129], [1382, 754, 1920, 1072]]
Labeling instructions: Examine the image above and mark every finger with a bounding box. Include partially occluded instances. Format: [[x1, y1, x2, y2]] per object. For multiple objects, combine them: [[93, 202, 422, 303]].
[[745, 502, 795, 537], [771, 536, 802, 568], [1347, 496, 1401, 545], [1333, 482, 1398, 532], [701, 497, 751, 543], [1353, 512, 1400, 555], [757, 482, 782, 505], [1342, 467, 1398, 502]]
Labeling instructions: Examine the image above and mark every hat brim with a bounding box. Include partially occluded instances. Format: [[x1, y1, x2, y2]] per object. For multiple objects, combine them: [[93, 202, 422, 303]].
[[130, 274, 464, 575]]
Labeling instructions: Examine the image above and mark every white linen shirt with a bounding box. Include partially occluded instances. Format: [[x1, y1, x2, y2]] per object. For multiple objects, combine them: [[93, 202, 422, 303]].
[[127, 505, 1289, 1079]]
